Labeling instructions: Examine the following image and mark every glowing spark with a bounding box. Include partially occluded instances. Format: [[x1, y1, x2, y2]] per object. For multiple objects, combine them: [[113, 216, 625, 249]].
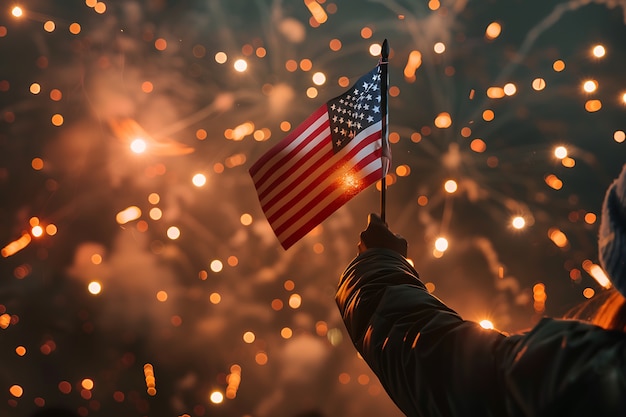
[[554, 146, 568, 159], [503, 83, 517, 96], [369, 43, 382, 56], [243, 331, 255, 343], [485, 22, 501, 40], [587, 263, 611, 288], [312, 72, 326, 86], [192, 173, 207, 187], [548, 228, 568, 248], [434, 112, 452, 128], [116, 206, 142, 224], [404, 50, 422, 78], [2, 233, 32, 258], [288, 294, 302, 309], [479, 320, 494, 329], [11, 7, 23, 17], [144, 364, 156, 396], [304, 0, 328, 24], [592, 44, 606, 58], [583, 80, 598, 93], [433, 42, 446, 54], [130, 138, 147, 153], [444, 180, 458, 193], [240, 213, 253, 226], [434, 237, 448, 252], [88, 282, 102, 295], [31, 225, 44, 237], [210, 260, 223, 273], [511, 216, 526, 229], [226, 365, 242, 399], [233, 59, 248, 72], [166, 226, 180, 240], [210, 391, 224, 404]]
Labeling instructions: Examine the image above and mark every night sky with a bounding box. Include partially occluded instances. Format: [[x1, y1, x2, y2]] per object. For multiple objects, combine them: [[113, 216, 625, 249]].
[[1, 1, 625, 416]]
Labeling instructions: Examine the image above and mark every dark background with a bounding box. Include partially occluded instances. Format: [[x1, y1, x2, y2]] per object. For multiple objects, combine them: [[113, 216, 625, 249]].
[[1, 1, 625, 416]]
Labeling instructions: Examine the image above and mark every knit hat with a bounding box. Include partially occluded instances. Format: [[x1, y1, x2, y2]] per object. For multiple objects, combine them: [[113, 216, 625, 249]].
[[599, 163, 626, 297]]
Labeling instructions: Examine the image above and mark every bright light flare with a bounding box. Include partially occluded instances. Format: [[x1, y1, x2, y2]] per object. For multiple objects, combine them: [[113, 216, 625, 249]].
[[11, 6, 23, 17], [88, 281, 102, 295], [434, 112, 452, 128], [31, 225, 44, 237], [369, 43, 382, 56], [587, 263, 612, 288], [116, 206, 142, 225], [210, 391, 224, 404], [130, 138, 147, 153], [434, 237, 448, 252], [192, 173, 207, 187], [312, 72, 326, 86], [304, 0, 328, 24], [592, 44, 606, 58], [444, 180, 458, 193], [479, 320, 494, 330], [233, 59, 248, 72], [511, 216, 526, 230], [583, 80, 598, 93], [554, 146, 568, 159], [485, 22, 501, 40], [1, 233, 32, 257]]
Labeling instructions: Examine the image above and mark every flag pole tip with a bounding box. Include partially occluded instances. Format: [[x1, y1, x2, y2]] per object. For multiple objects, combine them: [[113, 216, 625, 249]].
[[382, 39, 389, 59]]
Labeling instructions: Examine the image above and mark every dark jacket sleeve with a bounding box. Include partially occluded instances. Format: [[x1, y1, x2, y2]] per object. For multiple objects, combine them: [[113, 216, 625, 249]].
[[336, 248, 626, 417]]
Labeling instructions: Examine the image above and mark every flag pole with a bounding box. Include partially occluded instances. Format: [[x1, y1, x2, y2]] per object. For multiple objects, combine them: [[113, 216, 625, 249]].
[[380, 39, 390, 223]]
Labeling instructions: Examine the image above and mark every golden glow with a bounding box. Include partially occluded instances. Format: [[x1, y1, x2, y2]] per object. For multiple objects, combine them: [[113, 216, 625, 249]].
[[470, 139, 486, 153], [148, 193, 160, 204], [583, 80, 598, 93], [312, 72, 326, 86], [94, 2, 107, 14], [395, 165, 411, 177], [433, 42, 446, 54], [585, 262, 611, 288], [503, 83, 517, 96], [209, 293, 221, 304], [166, 226, 181, 240], [234, 59, 248, 72], [116, 206, 141, 224], [156, 291, 168, 302], [585, 99, 602, 112], [434, 112, 452, 128], [487, 87, 505, 99], [548, 228, 568, 248], [226, 365, 242, 399], [243, 331, 255, 343], [444, 180, 458, 193], [511, 216, 525, 229], [31, 225, 44, 237], [485, 22, 501, 40], [482, 109, 495, 122], [15, 346, 26, 356], [306, 87, 318, 98], [149, 207, 162, 220], [434, 237, 448, 252], [592, 44, 606, 58], [404, 50, 422, 79], [240, 213, 253, 226], [544, 174, 563, 190], [9, 385, 23, 398], [51, 114, 64, 126], [192, 173, 207, 187], [130, 138, 147, 153], [532, 78, 546, 91], [614, 131, 625, 143], [533, 283, 547, 312], [288, 294, 302, 309], [88, 281, 102, 295], [69, 23, 81, 35], [479, 320, 494, 330], [11, 7, 23, 17], [2, 233, 32, 257], [210, 390, 224, 404], [210, 260, 223, 273], [30, 83, 41, 94], [583, 288, 595, 299], [304, 0, 328, 24], [0, 314, 11, 329], [255, 351, 268, 365], [144, 363, 156, 396], [369, 43, 382, 56], [280, 327, 293, 339], [215, 52, 227, 64], [554, 146, 568, 159], [81, 379, 94, 390], [553, 60, 565, 72]]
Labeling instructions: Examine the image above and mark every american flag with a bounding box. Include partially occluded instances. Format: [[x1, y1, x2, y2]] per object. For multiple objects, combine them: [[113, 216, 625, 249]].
[[249, 65, 388, 249]]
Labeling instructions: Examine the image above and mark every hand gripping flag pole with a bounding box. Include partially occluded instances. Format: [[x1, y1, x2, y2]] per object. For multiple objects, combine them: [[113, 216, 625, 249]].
[[249, 41, 391, 249], [380, 39, 391, 223]]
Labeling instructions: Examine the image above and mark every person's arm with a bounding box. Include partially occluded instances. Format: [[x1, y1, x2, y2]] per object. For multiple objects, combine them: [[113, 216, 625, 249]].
[[336, 214, 508, 416]]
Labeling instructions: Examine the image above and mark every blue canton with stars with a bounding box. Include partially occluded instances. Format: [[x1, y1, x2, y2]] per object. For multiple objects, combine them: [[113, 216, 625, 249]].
[[327, 66, 382, 153]]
